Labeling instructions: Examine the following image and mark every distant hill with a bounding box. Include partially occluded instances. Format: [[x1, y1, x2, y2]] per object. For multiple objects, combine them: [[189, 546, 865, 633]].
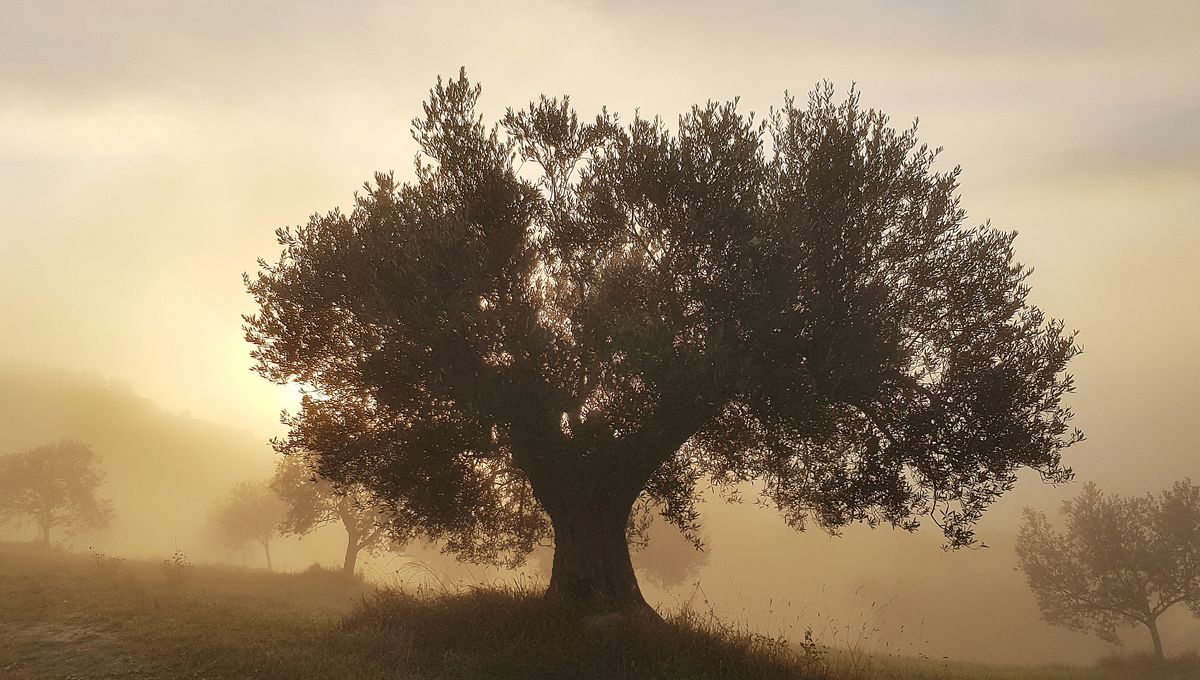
[[0, 363, 276, 558]]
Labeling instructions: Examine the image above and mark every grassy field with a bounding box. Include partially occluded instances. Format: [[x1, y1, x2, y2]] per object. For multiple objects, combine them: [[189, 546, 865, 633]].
[[0, 541, 1191, 679]]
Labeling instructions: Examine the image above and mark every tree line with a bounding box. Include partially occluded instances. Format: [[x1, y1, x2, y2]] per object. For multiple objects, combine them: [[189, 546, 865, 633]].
[[0, 438, 414, 576], [0, 438, 705, 587]]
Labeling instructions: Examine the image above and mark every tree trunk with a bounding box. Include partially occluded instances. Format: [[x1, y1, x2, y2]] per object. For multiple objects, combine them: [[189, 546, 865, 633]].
[[38, 522, 50, 545], [1146, 617, 1165, 659], [343, 532, 360, 578], [544, 494, 649, 614], [262, 539, 273, 572]]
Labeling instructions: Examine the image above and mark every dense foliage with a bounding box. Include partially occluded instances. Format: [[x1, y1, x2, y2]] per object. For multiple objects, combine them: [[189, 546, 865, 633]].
[[246, 70, 1080, 610]]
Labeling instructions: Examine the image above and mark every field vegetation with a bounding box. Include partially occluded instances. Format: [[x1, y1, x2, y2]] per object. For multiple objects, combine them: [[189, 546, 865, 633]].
[[2, 541, 1193, 679]]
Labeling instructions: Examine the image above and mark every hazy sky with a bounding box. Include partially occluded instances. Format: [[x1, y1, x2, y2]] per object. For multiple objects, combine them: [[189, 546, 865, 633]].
[[3, 0, 1198, 497], [4, 2, 1200, 664]]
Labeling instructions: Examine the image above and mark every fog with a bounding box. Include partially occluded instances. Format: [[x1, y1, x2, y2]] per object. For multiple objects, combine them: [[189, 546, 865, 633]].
[[3, 0, 1199, 668], [3, 363, 1198, 664]]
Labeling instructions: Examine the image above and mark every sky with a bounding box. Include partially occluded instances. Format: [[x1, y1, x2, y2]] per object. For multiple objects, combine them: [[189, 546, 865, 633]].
[[2, 0, 1199, 662], [4, 0, 1197, 486]]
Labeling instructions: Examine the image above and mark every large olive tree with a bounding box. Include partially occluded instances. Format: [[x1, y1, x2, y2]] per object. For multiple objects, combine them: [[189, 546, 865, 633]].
[[245, 71, 1080, 612]]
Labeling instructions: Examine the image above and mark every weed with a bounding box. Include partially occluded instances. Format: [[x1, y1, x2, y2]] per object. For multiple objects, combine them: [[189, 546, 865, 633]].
[[88, 546, 126, 580], [160, 548, 193, 588]]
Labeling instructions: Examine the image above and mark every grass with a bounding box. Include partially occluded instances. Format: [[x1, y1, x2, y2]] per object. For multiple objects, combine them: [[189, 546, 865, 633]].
[[0, 542, 373, 679], [838, 653, 1200, 680], [341, 588, 811, 680], [0, 541, 1193, 679]]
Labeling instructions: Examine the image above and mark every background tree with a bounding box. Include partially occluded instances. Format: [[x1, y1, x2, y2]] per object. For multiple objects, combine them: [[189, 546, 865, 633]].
[[271, 451, 416, 577], [245, 71, 1081, 613], [0, 439, 114, 544], [214, 480, 285, 571], [1016, 481, 1200, 659], [629, 512, 709, 590]]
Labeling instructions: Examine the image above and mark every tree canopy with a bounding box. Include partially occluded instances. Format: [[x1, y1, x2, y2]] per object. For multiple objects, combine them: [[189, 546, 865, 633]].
[[1016, 481, 1200, 658], [0, 439, 114, 544], [245, 70, 1081, 611], [213, 480, 285, 571]]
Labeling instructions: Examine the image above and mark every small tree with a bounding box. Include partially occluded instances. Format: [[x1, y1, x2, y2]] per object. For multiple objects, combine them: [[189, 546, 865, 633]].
[[1016, 481, 1200, 659], [270, 453, 415, 577], [214, 480, 285, 571], [630, 513, 709, 590], [0, 439, 114, 544]]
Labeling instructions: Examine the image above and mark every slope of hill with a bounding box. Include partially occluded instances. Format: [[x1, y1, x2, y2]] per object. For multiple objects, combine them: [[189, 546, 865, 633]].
[[3, 542, 1194, 680], [0, 363, 277, 559]]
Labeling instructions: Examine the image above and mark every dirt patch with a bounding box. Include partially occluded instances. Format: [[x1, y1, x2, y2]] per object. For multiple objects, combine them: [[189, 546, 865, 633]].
[[0, 620, 119, 677]]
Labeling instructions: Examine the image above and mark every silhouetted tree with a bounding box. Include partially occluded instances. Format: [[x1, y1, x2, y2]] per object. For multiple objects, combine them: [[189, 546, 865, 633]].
[[0, 439, 114, 544], [245, 70, 1081, 612], [630, 513, 709, 590], [1016, 481, 1200, 659], [271, 452, 416, 577], [214, 480, 285, 571]]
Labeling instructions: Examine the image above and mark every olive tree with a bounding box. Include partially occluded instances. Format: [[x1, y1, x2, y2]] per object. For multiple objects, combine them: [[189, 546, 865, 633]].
[[271, 451, 416, 577], [213, 480, 285, 571], [631, 514, 709, 590], [245, 71, 1081, 612], [1016, 481, 1200, 658], [0, 439, 114, 544]]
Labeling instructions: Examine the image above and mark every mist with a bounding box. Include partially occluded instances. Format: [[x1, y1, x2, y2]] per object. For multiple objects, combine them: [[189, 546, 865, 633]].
[[3, 362, 1197, 665], [3, 1, 1199, 675]]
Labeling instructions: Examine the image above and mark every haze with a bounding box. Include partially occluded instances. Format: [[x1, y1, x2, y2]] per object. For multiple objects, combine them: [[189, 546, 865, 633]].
[[2, 0, 1198, 667]]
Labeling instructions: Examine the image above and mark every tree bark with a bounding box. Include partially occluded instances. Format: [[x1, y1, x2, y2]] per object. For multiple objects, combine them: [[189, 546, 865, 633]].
[[343, 532, 360, 578], [38, 522, 50, 545], [262, 539, 273, 572], [1146, 616, 1165, 659], [543, 492, 650, 614]]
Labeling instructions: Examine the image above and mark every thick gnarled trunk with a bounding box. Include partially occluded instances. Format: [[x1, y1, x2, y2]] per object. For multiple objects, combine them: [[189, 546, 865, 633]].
[[514, 422, 685, 615], [543, 492, 649, 614]]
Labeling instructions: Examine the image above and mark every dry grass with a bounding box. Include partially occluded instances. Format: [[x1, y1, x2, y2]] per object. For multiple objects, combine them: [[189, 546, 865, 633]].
[[0, 541, 811, 679], [0, 541, 1194, 679]]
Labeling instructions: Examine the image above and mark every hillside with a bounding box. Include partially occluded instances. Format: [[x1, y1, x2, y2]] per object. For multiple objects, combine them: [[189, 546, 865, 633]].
[[0, 364, 277, 558], [2, 542, 1194, 680], [3, 364, 1198, 668]]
